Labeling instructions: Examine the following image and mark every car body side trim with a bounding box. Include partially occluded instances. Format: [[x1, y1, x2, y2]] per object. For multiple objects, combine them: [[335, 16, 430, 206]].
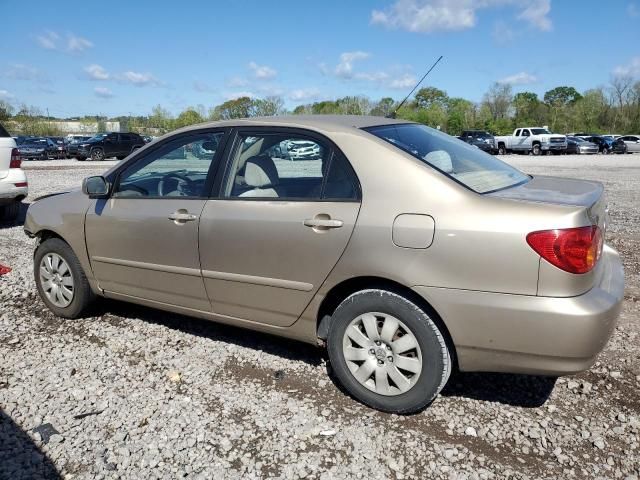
[[91, 256, 201, 277], [201, 269, 313, 291]]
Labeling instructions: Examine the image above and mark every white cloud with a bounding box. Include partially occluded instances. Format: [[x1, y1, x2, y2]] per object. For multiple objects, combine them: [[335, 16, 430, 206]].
[[94, 87, 113, 98], [4, 63, 49, 83], [389, 73, 418, 89], [224, 91, 255, 100], [0, 89, 14, 100], [498, 72, 538, 85], [84, 64, 109, 80], [613, 57, 640, 77], [35, 31, 59, 50], [248, 62, 277, 79], [34, 31, 94, 53], [289, 88, 321, 101], [335, 51, 371, 78], [117, 71, 162, 87], [517, 0, 552, 31], [371, 0, 552, 33], [67, 34, 93, 53]]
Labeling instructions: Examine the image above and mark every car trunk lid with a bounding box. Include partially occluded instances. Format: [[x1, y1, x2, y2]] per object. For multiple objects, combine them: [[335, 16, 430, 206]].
[[488, 175, 607, 230]]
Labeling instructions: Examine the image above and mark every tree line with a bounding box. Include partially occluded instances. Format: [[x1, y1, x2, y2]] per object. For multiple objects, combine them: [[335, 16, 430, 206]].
[[2, 75, 639, 136]]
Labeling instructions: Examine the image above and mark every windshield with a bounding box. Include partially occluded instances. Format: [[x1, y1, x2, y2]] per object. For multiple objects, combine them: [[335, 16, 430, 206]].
[[530, 128, 551, 135], [365, 123, 530, 194]]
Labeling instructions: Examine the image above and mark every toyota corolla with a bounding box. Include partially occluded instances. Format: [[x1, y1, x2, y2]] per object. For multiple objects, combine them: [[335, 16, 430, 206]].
[[24, 115, 624, 413]]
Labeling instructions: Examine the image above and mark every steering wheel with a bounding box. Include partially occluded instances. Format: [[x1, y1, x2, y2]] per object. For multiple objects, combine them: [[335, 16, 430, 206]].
[[158, 172, 196, 196]]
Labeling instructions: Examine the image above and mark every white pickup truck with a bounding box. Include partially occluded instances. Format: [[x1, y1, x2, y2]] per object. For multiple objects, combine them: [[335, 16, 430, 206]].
[[495, 127, 567, 155]]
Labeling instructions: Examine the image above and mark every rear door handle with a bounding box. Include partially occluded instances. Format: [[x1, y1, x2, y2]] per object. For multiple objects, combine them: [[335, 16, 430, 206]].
[[168, 212, 198, 222], [303, 218, 343, 229]]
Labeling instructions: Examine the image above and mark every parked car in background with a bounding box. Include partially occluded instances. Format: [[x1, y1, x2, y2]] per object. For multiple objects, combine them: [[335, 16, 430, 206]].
[[0, 123, 28, 221], [495, 127, 567, 155], [66, 136, 93, 159], [76, 132, 145, 161], [459, 130, 498, 154], [566, 136, 599, 155], [601, 135, 621, 141], [618, 135, 640, 153], [581, 135, 626, 154], [48, 137, 67, 159], [142, 135, 154, 143], [287, 140, 322, 160], [25, 115, 624, 413], [17, 138, 59, 160]]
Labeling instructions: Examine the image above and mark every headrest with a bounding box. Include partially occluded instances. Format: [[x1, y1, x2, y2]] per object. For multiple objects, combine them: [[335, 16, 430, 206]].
[[244, 156, 279, 188], [423, 150, 453, 173]]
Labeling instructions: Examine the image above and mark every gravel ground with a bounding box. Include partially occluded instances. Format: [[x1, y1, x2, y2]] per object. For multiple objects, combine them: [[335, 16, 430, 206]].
[[1, 154, 639, 480]]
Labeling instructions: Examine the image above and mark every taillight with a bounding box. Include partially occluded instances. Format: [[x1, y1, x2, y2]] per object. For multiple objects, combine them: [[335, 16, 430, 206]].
[[10, 148, 21, 168], [526, 226, 603, 274]]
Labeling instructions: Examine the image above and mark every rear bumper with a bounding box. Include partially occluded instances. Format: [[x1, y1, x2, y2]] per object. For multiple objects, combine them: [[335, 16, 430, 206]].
[[413, 245, 624, 376], [0, 169, 29, 203]]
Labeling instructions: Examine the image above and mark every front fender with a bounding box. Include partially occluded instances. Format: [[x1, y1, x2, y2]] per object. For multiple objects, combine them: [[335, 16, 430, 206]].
[[24, 190, 99, 292]]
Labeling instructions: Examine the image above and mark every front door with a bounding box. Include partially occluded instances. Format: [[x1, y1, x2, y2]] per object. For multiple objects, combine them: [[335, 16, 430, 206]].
[[85, 130, 226, 310], [199, 129, 361, 327]]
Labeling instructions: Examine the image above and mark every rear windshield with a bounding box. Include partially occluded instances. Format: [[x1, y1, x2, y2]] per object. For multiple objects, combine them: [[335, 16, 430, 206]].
[[0, 123, 9, 137], [365, 123, 530, 194]]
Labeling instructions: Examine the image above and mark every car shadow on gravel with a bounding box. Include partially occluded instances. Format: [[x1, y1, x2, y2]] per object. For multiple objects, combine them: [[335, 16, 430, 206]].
[[99, 300, 325, 367], [0, 202, 29, 229], [441, 371, 557, 408], [0, 409, 61, 480]]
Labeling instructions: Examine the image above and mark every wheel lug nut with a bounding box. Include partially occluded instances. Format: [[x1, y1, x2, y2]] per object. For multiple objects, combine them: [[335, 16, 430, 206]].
[[377, 359, 384, 365], [387, 356, 393, 363], [375, 340, 381, 346], [386, 345, 391, 350], [369, 348, 375, 355]]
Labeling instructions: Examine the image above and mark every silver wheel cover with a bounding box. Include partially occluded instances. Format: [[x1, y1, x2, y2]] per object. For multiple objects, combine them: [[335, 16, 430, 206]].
[[342, 312, 423, 396], [39, 253, 74, 308]]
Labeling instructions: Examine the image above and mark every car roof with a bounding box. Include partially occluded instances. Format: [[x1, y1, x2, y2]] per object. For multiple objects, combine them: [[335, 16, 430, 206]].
[[171, 115, 413, 136]]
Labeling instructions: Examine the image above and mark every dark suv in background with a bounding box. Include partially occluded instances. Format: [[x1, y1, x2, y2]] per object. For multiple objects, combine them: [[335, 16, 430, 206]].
[[76, 132, 145, 161], [458, 130, 498, 154]]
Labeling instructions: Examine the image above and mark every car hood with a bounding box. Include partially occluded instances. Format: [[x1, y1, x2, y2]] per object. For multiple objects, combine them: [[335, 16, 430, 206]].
[[488, 175, 603, 208]]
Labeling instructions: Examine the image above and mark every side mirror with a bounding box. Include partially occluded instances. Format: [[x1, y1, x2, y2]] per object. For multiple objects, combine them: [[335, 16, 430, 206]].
[[82, 176, 109, 198]]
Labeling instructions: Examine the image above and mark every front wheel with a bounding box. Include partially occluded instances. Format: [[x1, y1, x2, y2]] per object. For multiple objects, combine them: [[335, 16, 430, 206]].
[[327, 289, 452, 413], [34, 238, 95, 318]]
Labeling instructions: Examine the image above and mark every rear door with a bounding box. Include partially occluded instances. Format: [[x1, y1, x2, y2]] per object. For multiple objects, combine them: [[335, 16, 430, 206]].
[[199, 128, 361, 327], [0, 123, 16, 179]]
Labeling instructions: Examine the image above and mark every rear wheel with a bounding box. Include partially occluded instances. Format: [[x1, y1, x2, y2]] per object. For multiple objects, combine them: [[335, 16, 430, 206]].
[[327, 289, 451, 413], [34, 238, 95, 318], [0, 200, 20, 222], [531, 143, 541, 156], [498, 144, 506, 155], [91, 148, 104, 161]]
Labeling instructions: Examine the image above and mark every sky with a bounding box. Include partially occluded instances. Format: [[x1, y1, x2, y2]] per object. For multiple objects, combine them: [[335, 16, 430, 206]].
[[1, 0, 639, 118]]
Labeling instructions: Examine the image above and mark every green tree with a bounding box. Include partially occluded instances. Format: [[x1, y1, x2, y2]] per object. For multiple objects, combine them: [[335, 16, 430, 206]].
[[174, 108, 204, 128], [414, 87, 448, 110], [211, 97, 255, 120]]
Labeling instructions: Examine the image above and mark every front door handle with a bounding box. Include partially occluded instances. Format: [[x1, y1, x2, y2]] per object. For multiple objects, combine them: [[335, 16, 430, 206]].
[[303, 218, 343, 229], [168, 211, 198, 223]]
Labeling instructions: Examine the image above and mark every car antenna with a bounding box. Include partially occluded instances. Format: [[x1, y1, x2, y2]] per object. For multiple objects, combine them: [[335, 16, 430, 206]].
[[387, 55, 443, 119]]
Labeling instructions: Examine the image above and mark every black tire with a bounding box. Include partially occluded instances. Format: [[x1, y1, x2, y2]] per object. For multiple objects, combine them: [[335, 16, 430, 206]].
[[34, 238, 95, 318], [77, 156, 86, 161], [0, 200, 20, 222], [498, 144, 506, 155], [531, 143, 541, 156], [327, 289, 452, 414], [91, 148, 104, 161]]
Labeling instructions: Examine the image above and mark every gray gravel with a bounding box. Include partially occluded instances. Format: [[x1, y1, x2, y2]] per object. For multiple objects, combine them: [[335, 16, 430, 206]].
[[1, 154, 639, 479]]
